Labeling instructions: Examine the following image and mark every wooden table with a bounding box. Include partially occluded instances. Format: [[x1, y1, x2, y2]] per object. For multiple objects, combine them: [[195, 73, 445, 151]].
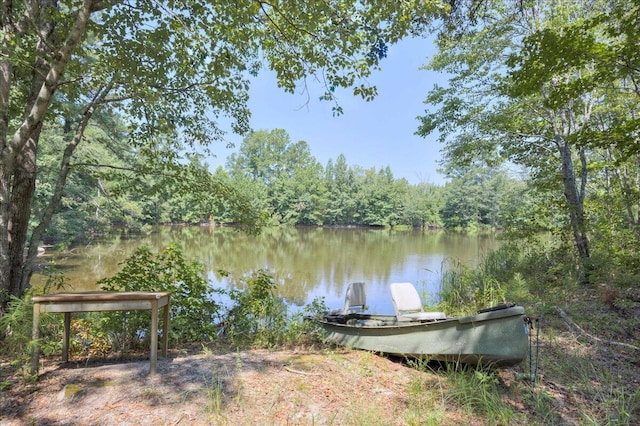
[[31, 291, 170, 375]]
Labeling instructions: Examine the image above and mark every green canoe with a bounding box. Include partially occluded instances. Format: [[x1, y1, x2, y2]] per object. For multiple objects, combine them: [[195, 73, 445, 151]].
[[318, 305, 529, 367]]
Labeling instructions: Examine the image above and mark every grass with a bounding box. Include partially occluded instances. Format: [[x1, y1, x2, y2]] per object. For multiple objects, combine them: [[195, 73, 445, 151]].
[[404, 376, 447, 425], [204, 375, 225, 418]]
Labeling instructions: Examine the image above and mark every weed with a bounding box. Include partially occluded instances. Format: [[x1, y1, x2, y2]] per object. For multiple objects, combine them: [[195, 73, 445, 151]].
[[204, 375, 225, 417], [139, 388, 163, 405], [233, 350, 244, 407], [404, 377, 447, 425], [344, 400, 388, 426], [441, 364, 520, 424]]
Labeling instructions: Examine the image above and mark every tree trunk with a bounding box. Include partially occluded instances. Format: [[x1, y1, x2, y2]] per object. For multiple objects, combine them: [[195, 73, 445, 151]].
[[557, 136, 591, 283], [8, 132, 40, 299], [0, 0, 96, 311]]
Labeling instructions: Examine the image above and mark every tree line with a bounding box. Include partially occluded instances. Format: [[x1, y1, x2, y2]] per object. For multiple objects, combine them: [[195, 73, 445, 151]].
[[36, 125, 524, 243]]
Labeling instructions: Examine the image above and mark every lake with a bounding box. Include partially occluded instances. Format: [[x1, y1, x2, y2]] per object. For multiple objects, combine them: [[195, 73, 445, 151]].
[[33, 226, 500, 315]]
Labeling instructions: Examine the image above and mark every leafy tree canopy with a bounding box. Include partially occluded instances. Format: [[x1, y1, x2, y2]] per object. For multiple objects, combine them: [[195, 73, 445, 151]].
[[1, 0, 448, 304]]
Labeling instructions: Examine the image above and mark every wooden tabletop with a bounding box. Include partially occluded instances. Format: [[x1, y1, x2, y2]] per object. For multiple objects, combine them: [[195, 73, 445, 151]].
[[32, 291, 170, 303]]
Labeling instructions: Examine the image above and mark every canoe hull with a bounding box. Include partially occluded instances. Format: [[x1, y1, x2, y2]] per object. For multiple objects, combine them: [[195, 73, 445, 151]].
[[318, 306, 528, 366]]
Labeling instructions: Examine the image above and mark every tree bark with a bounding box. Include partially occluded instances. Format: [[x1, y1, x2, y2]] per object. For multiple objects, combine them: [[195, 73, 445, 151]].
[[9, 132, 40, 299], [0, 0, 97, 310], [557, 136, 591, 283]]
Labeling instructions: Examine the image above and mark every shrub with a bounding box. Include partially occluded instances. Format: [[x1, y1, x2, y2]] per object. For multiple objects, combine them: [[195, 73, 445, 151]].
[[223, 269, 288, 347], [0, 274, 68, 367], [98, 244, 223, 350]]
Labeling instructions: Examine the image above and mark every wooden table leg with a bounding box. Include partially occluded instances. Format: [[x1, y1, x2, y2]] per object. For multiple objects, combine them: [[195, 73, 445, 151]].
[[62, 312, 71, 363], [162, 302, 169, 358], [150, 300, 158, 374], [31, 304, 41, 375]]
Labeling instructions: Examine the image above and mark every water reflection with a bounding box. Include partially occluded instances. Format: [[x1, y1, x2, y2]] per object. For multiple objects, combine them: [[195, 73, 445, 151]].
[[33, 226, 499, 315]]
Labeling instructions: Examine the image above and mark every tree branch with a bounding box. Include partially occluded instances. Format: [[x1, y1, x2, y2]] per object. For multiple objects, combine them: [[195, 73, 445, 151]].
[[21, 78, 114, 292], [554, 306, 640, 352]]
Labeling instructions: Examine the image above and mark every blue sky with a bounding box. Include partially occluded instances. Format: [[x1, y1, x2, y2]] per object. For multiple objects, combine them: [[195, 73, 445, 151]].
[[209, 36, 449, 185]]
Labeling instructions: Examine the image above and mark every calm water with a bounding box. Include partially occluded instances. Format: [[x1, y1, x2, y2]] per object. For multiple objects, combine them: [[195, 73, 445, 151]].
[[33, 226, 500, 315]]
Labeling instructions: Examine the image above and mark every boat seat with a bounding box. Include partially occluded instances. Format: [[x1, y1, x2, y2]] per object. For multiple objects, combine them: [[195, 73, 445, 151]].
[[342, 282, 366, 315], [390, 282, 446, 322]]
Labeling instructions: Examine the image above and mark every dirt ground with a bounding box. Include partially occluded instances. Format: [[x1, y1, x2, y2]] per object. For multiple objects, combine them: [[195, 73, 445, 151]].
[[1, 337, 639, 425], [1, 348, 458, 426]]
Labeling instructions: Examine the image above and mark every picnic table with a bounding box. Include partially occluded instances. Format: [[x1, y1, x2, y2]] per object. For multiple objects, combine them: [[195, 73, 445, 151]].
[[31, 291, 170, 375]]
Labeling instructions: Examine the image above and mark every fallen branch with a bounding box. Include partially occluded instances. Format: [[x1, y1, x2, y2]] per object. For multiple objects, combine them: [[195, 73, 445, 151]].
[[554, 306, 640, 352], [284, 366, 321, 376]]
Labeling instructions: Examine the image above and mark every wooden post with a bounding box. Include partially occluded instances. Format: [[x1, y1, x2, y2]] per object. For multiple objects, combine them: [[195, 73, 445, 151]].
[[31, 303, 41, 375], [150, 299, 159, 374], [62, 312, 71, 362], [162, 296, 170, 357]]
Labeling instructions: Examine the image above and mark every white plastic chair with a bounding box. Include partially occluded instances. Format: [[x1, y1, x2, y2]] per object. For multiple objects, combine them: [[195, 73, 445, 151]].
[[342, 282, 366, 315], [390, 282, 446, 321]]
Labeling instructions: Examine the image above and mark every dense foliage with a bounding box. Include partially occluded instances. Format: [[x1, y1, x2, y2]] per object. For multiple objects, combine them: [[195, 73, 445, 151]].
[[98, 244, 223, 346], [34, 127, 524, 238], [418, 0, 640, 284], [1, 0, 446, 307]]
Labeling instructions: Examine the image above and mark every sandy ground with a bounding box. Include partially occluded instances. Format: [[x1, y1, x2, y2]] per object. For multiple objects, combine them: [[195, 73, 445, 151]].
[[1, 348, 449, 426]]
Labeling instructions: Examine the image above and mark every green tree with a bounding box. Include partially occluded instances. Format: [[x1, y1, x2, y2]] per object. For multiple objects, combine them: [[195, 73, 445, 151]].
[[0, 0, 444, 307], [357, 166, 404, 226], [441, 177, 480, 230], [439, 164, 519, 230], [282, 161, 327, 225], [416, 0, 628, 281], [506, 0, 640, 278], [227, 129, 325, 225], [401, 181, 443, 228], [324, 154, 359, 225], [34, 109, 152, 242]]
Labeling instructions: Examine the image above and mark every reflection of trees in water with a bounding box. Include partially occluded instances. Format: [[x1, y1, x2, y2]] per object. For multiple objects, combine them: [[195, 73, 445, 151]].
[[34, 227, 499, 308]]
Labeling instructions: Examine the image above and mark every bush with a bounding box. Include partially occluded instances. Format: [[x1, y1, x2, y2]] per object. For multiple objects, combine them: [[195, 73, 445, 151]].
[[223, 269, 288, 347], [98, 244, 223, 350]]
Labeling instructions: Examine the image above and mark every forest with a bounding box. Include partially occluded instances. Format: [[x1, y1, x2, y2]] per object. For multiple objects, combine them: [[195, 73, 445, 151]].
[[36, 126, 523, 240]]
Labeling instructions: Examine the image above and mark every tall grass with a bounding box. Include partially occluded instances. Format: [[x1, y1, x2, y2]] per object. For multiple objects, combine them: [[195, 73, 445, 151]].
[[437, 244, 541, 316], [438, 257, 507, 316], [444, 365, 521, 424]]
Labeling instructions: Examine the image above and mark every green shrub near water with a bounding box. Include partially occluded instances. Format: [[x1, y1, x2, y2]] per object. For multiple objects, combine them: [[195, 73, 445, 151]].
[[438, 258, 507, 316], [437, 243, 542, 316], [223, 269, 287, 347], [98, 244, 224, 350], [222, 269, 327, 347]]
